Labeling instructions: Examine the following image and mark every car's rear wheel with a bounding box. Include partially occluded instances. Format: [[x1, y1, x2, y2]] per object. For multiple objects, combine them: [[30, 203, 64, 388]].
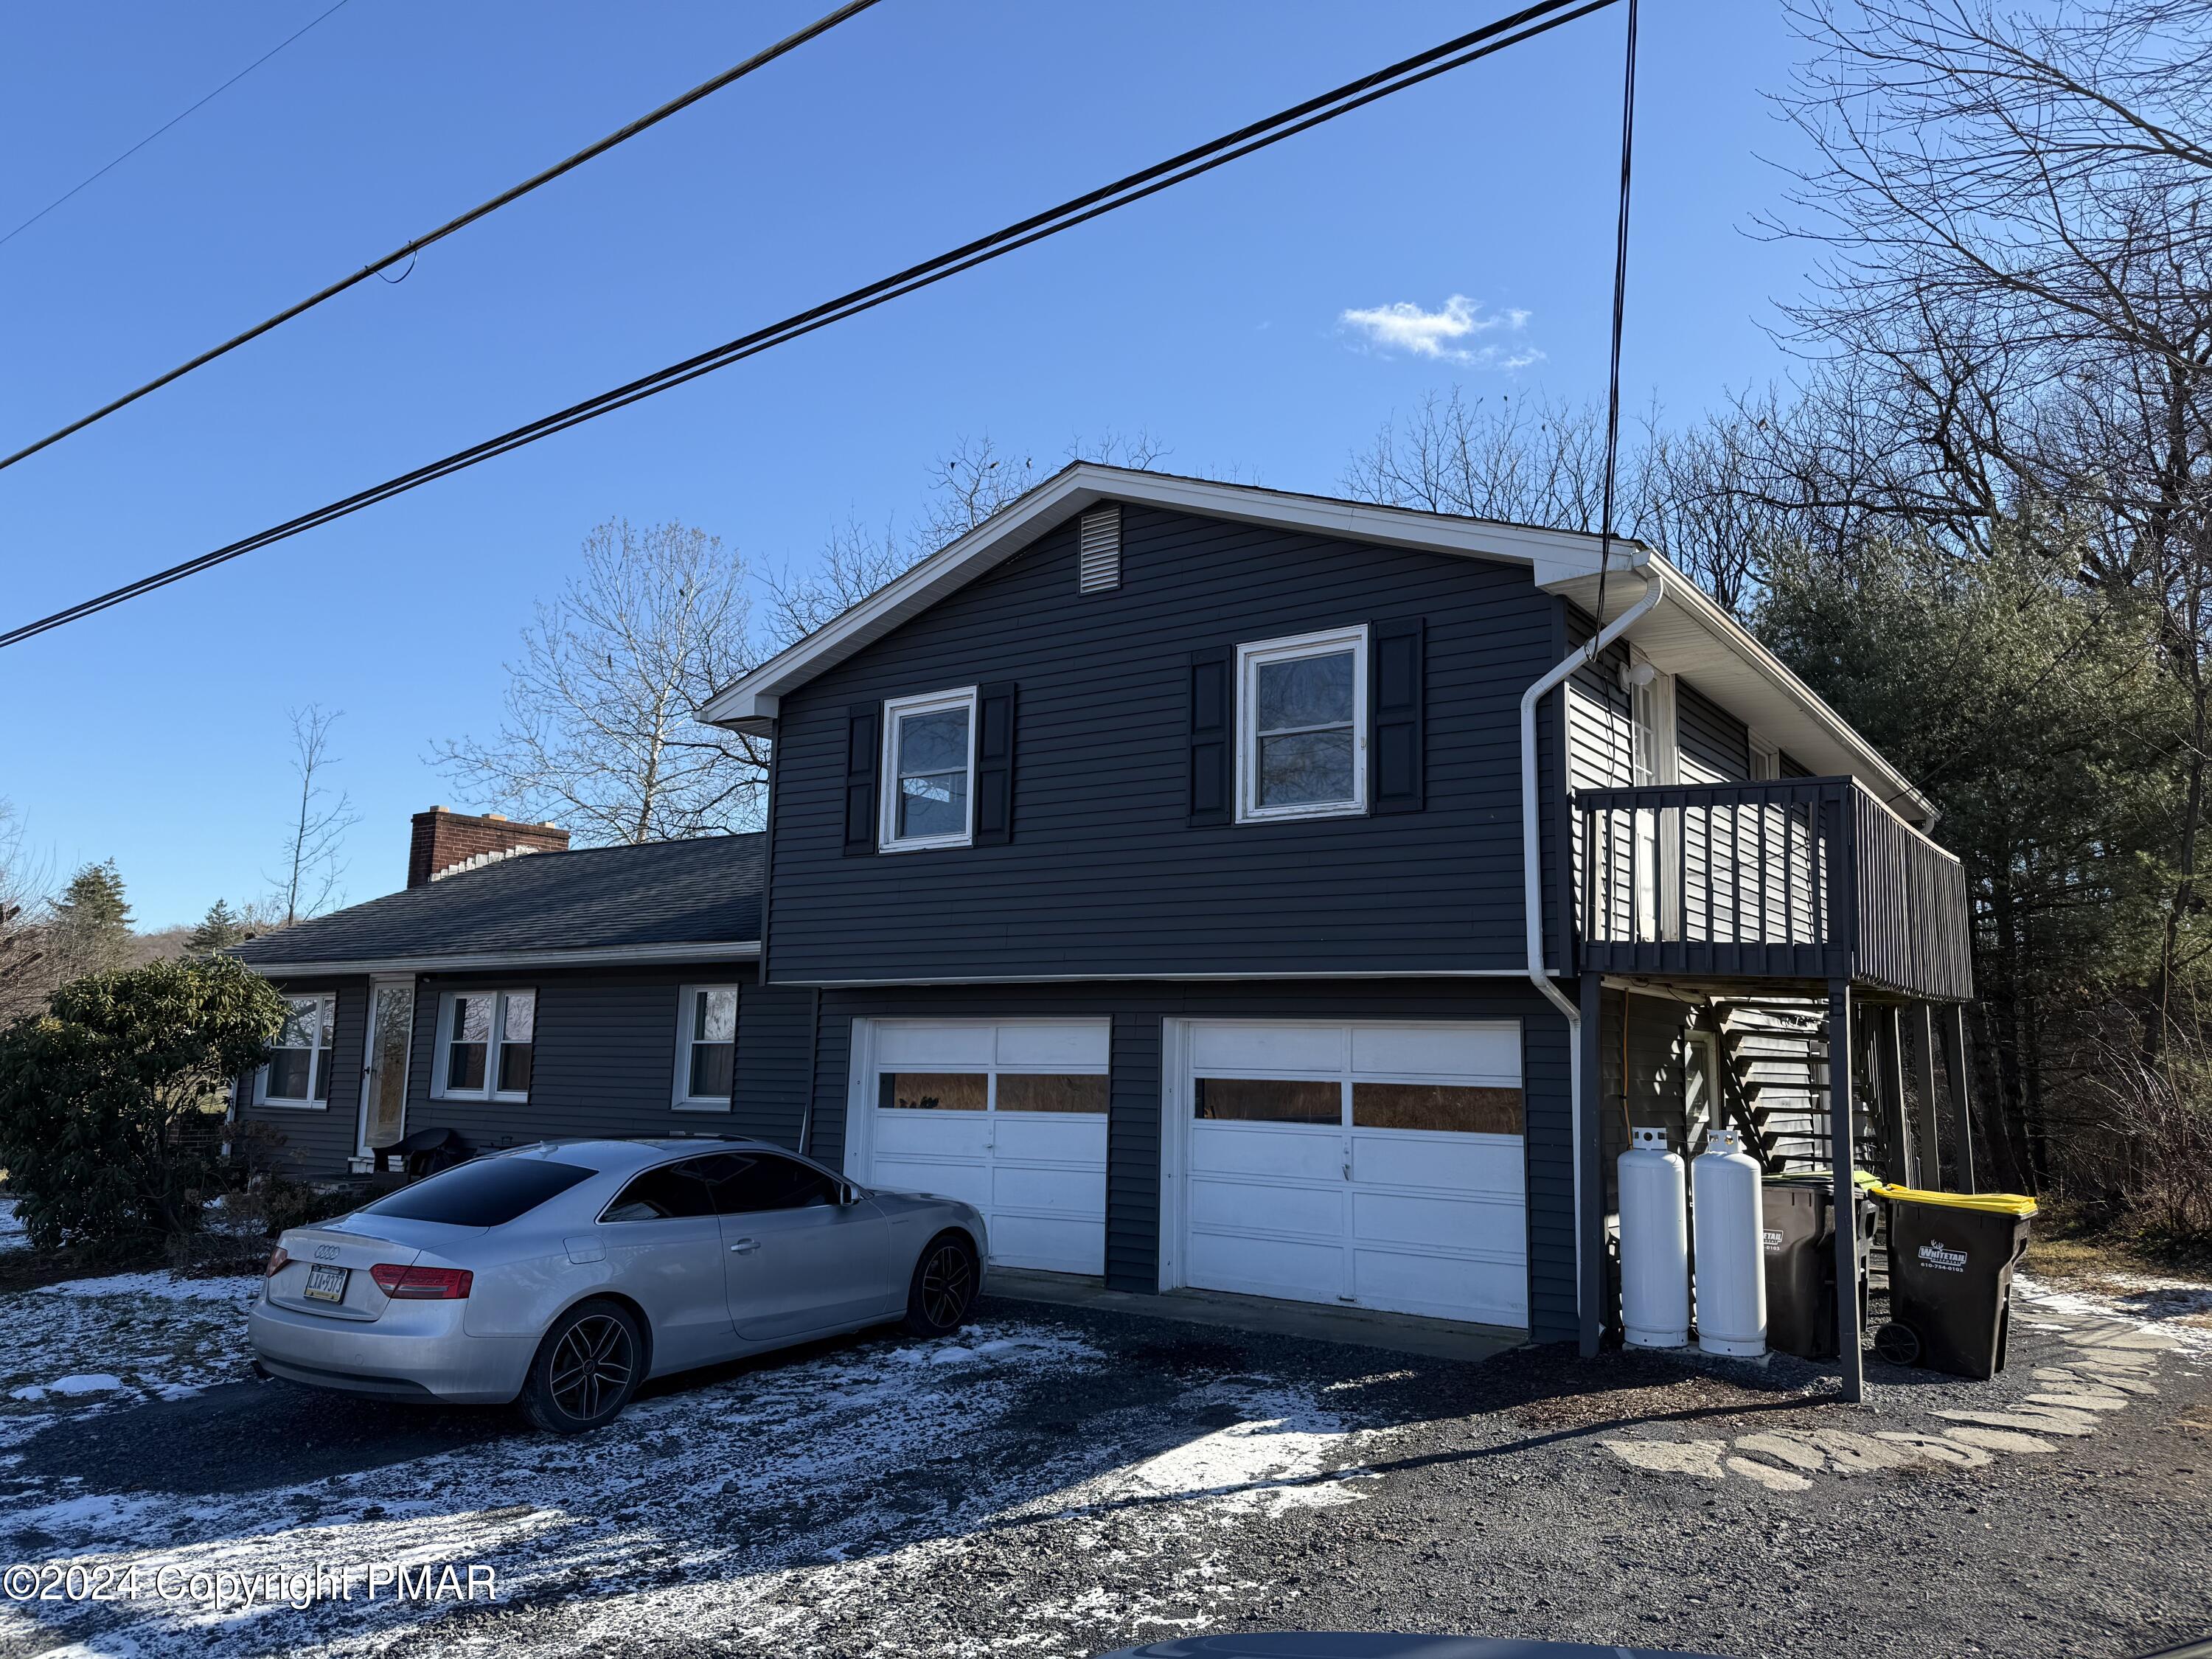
[[902, 1232, 978, 1337], [522, 1299, 644, 1433]]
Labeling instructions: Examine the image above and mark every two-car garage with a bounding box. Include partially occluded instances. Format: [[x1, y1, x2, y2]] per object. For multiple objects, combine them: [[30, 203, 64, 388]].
[[846, 1015, 1529, 1331]]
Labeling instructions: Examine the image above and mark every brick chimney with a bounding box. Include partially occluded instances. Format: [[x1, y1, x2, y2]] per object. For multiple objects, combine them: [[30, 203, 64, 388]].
[[408, 807, 570, 888]]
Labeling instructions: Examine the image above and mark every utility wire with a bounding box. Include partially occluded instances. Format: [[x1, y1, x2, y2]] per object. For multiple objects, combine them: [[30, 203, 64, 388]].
[[1590, 0, 1638, 636], [0, 0, 886, 474], [0, 0, 1616, 650], [0, 0, 354, 254]]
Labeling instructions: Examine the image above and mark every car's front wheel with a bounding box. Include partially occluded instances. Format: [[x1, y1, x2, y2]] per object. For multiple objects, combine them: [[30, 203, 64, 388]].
[[521, 1299, 644, 1433], [902, 1231, 980, 1337]]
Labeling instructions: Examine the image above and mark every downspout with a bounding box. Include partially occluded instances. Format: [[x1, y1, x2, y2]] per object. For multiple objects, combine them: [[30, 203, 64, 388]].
[[1520, 571, 1664, 1328]]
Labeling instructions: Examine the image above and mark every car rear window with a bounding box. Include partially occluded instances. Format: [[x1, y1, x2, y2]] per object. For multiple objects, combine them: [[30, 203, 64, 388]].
[[361, 1158, 596, 1228]]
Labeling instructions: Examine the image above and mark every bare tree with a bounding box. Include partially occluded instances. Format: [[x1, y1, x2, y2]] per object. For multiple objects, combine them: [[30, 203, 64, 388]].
[[766, 432, 1174, 648], [434, 521, 768, 845], [0, 801, 53, 1023], [268, 706, 361, 927]]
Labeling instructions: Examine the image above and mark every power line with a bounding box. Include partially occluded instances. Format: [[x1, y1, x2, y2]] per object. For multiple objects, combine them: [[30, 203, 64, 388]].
[[0, 0, 1616, 651], [0, 0, 887, 474], [0, 0, 355, 254], [1591, 0, 1638, 633]]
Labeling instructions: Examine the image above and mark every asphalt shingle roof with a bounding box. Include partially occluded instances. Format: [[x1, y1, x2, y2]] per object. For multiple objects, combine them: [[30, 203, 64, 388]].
[[230, 834, 762, 967]]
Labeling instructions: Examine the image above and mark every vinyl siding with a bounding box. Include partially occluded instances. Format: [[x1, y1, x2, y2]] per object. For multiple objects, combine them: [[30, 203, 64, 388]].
[[1676, 678, 1752, 784], [765, 504, 1564, 982], [806, 978, 1578, 1343], [234, 977, 367, 1175], [1565, 607, 1634, 941]]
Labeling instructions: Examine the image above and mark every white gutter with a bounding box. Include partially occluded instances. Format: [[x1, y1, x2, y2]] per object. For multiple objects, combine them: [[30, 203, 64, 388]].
[[1519, 571, 1664, 1334]]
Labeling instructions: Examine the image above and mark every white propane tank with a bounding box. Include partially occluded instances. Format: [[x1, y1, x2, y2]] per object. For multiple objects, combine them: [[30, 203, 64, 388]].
[[1691, 1126, 1767, 1358], [1618, 1127, 1690, 1349]]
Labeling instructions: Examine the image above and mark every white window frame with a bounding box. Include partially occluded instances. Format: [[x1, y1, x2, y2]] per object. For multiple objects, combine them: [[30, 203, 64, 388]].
[[878, 686, 979, 852], [672, 984, 741, 1111], [1236, 625, 1369, 824], [431, 988, 536, 1103], [255, 992, 335, 1109], [1748, 734, 1780, 780]]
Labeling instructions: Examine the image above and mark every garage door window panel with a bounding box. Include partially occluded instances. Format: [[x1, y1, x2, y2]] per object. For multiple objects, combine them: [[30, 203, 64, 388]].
[[1194, 1077, 1342, 1124], [1351, 1082, 1525, 1135], [879, 1072, 987, 1111], [994, 1073, 1109, 1114]]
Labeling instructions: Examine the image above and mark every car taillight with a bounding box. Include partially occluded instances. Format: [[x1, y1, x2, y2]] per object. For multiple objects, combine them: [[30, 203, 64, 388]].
[[264, 1247, 290, 1278], [369, 1264, 473, 1300]]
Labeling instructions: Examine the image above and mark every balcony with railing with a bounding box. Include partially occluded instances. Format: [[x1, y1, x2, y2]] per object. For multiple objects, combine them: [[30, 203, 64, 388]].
[[1574, 776, 1973, 1001]]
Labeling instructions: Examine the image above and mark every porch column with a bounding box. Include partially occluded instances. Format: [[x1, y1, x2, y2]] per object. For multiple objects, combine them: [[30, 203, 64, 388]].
[[1875, 1004, 1912, 1186], [1938, 1003, 1979, 1194], [1908, 1002, 1942, 1189], [1828, 978, 1863, 1403], [1578, 970, 1607, 1358]]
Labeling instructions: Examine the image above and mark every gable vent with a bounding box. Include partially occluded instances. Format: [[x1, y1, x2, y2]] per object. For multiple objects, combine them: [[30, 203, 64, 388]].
[[1078, 504, 1121, 593]]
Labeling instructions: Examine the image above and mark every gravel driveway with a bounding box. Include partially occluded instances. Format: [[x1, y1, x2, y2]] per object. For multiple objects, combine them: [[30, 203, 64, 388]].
[[0, 1267, 2204, 1659]]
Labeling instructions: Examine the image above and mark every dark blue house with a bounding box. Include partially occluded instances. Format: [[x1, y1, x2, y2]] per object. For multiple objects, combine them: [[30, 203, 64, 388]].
[[238, 465, 1973, 1377]]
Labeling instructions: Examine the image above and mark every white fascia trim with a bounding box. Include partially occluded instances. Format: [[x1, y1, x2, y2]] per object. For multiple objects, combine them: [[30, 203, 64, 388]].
[[766, 968, 1553, 987], [701, 464, 1643, 731], [1555, 553, 1935, 821], [243, 941, 761, 978]]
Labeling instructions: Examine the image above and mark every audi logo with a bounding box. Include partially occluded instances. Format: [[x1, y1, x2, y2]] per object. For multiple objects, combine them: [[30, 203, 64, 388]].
[[313, 1245, 341, 1262]]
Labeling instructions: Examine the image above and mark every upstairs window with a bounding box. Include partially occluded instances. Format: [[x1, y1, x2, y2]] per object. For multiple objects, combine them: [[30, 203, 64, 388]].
[[1237, 625, 1368, 822], [258, 992, 335, 1107], [674, 985, 739, 1109], [880, 687, 977, 852], [434, 989, 535, 1102]]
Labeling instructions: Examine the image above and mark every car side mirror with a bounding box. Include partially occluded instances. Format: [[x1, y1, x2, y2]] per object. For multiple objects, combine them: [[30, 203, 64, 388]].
[[840, 1182, 862, 1206]]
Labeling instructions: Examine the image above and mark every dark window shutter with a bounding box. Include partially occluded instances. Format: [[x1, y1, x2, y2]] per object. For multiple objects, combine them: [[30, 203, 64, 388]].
[[843, 703, 880, 855], [1188, 647, 1233, 827], [1371, 618, 1425, 814], [973, 682, 1016, 845]]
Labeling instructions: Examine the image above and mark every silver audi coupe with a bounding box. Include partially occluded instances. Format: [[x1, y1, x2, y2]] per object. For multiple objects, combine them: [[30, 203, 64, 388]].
[[249, 1138, 987, 1432]]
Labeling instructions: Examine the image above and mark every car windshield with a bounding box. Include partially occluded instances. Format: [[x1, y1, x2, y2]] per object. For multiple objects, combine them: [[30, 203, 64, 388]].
[[359, 1157, 596, 1228]]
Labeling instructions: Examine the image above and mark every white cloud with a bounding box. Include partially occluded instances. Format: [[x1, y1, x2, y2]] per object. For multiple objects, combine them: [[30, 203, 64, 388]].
[[1337, 293, 1540, 369]]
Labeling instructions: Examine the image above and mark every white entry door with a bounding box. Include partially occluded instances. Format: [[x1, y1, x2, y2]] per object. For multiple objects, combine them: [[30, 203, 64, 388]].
[[1176, 1021, 1528, 1327], [357, 978, 414, 1160], [853, 1020, 1110, 1276]]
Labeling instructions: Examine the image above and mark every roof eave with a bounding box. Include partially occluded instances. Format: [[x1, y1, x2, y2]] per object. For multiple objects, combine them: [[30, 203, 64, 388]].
[[701, 463, 1640, 729], [234, 939, 762, 978]]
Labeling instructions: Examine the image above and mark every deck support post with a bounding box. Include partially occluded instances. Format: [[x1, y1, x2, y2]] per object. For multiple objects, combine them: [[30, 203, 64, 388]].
[[1578, 970, 1607, 1358], [1827, 978, 1863, 1403], [1938, 1003, 1979, 1194], [1908, 1002, 1941, 1189], [1875, 1004, 1911, 1185]]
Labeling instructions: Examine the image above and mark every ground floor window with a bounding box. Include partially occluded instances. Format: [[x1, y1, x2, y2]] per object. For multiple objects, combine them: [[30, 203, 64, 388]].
[[674, 985, 740, 1109], [257, 992, 335, 1106], [434, 989, 535, 1102]]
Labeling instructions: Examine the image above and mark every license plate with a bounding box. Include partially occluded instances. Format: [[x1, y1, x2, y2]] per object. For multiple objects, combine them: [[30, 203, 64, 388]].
[[303, 1264, 349, 1304]]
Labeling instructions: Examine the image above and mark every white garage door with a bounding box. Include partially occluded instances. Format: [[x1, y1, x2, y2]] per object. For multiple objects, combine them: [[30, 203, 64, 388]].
[[1179, 1021, 1527, 1327], [855, 1020, 1110, 1276]]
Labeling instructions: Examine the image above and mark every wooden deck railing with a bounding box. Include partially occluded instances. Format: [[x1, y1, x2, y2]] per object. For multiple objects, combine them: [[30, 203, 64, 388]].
[[1575, 776, 1973, 1001]]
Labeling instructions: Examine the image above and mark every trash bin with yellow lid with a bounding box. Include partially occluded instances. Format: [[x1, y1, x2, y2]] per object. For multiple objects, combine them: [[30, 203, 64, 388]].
[[1869, 1185, 2038, 1380]]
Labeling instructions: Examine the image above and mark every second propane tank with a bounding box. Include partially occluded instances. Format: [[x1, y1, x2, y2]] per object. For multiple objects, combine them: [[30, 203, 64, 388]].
[[1618, 1127, 1689, 1349], [1691, 1126, 1767, 1357]]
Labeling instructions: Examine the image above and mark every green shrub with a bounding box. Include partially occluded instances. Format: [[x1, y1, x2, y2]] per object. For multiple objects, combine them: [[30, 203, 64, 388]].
[[0, 957, 288, 1262]]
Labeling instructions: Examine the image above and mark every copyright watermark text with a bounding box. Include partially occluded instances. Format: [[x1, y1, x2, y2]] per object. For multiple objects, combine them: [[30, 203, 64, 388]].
[[4, 1560, 496, 1611]]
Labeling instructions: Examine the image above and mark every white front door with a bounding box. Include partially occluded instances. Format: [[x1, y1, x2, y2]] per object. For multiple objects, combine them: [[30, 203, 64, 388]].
[[357, 978, 414, 1160], [1175, 1020, 1528, 1327], [852, 1020, 1110, 1276]]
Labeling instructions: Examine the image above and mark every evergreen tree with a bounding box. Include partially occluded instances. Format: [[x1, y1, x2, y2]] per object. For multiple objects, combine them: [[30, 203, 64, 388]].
[[185, 900, 248, 956], [49, 860, 132, 981]]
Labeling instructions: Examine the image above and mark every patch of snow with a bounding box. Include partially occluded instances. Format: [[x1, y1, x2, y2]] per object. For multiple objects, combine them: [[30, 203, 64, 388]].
[[2012, 1270, 2212, 1353], [38, 1272, 260, 1304], [0, 1198, 26, 1253]]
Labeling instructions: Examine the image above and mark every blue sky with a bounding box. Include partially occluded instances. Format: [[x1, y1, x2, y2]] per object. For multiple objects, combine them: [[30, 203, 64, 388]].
[[0, 1, 1819, 927]]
